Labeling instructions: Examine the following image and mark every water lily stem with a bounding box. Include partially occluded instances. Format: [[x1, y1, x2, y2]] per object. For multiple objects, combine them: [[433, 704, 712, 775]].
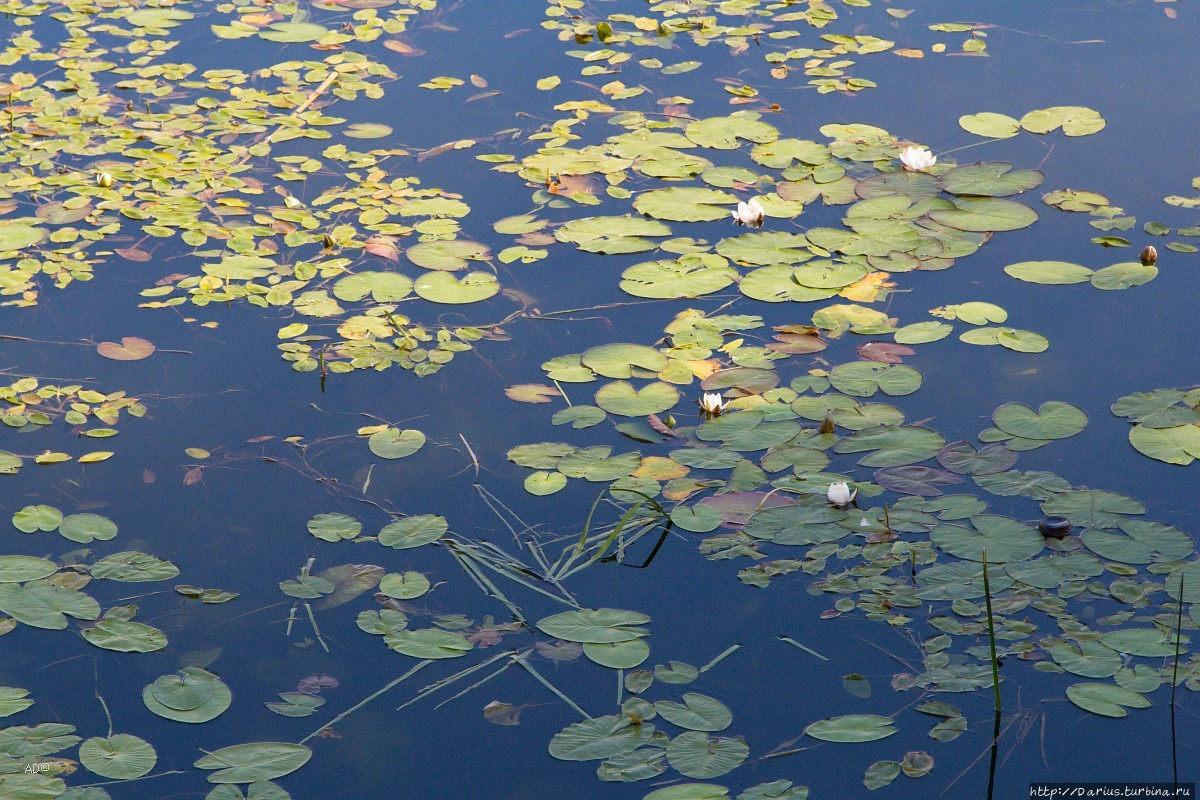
[[299, 660, 433, 745]]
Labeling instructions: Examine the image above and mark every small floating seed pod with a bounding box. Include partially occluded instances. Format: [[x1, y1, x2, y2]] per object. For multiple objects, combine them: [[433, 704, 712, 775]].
[[1037, 516, 1073, 539], [1140, 245, 1158, 266]]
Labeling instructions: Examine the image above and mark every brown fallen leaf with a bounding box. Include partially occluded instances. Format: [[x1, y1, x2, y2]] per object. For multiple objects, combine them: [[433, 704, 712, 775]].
[[97, 336, 155, 361], [858, 342, 916, 364]]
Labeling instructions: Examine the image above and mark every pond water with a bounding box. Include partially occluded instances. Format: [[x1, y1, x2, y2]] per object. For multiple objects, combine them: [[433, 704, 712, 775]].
[[1, 1, 1199, 798]]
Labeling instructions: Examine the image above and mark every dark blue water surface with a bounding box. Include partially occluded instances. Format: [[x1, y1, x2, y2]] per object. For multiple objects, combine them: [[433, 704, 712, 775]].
[[3, 1, 1200, 799]]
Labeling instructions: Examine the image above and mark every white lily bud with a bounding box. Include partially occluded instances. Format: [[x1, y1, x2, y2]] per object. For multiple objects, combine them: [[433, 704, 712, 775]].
[[898, 146, 937, 172], [827, 481, 856, 506], [698, 391, 728, 416], [96, 172, 114, 188], [731, 197, 765, 228]]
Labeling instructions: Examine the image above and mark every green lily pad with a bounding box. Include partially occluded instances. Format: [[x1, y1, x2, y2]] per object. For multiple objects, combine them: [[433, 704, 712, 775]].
[[584, 639, 651, 669], [940, 163, 1043, 197], [385, 628, 473, 659], [378, 515, 448, 549], [537, 608, 650, 643], [406, 240, 489, 271], [1004, 261, 1094, 285], [958, 112, 1021, 139], [258, 22, 329, 43], [0, 556, 57, 584], [556, 216, 673, 254], [1066, 683, 1150, 718], [82, 620, 167, 652], [931, 516, 1043, 562], [927, 197, 1038, 232], [194, 742, 312, 783], [1020, 106, 1106, 136], [804, 714, 897, 743], [79, 734, 156, 780], [368, 428, 426, 459], [655, 694, 732, 732], [58, 514, 118, 544], [595, 381, 680, 417], [333, 272, 413, 302], [549, 714, 654, 761], [666, 732, 747, 779], [413, 271, 499, 304], [634, 188, 737, 223], [993, 402, 1087, 440]]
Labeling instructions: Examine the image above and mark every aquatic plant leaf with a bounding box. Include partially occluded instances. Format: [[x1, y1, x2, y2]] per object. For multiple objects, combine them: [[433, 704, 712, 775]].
[[930, 516, 1042, 562], [368, 428, 426, 460], [307, 513, 361, 542], [655, 694, 732, 732], [549, 714, 655, 761], [1090, 262, 1156, 290], [1005, 553, 1103, 589], [936, 442, 1017, 475], [644, 785, 729, 800], [874, 466, 962, 497], [149, 668, 219, 711], [1127, 423, 1200, 465], [82, 620, 167, 653], [313, 564, 384, 609], [413, 272, 498, 304], [378, 515, 448, 549], [90, 552, 179, 582], [620, 259, 738, 299], [96, 338, 155, 361], [828, 362, 921, 397], [634, 188, 737, 223], [1052, 641, 1121, 678], [525, 471, 568, 496], [686, 114, 779, 149], [1066, 683, 1150, 718], [0, 557, 57, 584], [537, 609, 651, 644], [332, 272, 412, 302], [927, 197, 1037, 232], [958, 113, 1021, 139], [972, 470, 1070, 499], [0, 687, 34, 718], [12, 505, 62, 533], [585, 639, 650, 669], [556, 217, 673, 254], [655, 662, 699, 684], [195, 743, 312, 784], [1004, 261, 1093, 285], [992, 402, 1087, 440], [58, 514, 118, 544], [1081, 520, 1194, 564], [596, 382, 680, 417], [0, 583, 100, 629], [582, 344, 668, 378], [1101, 629, 1186, 657], [915, 562, 1013, 601], [737, 780, 808, 800], [893, 322, 953, 344], [79, 734, 156, 780], [833, 426, 946, 467], [666, 732, 748, 779], [939, 163, 1043, 197], [863, 760, 901, 789], [385, 628, 473, 659], [804, 714, 896, 743], [1040, 491, 1144, 528], [1020, 106, 1106, 136]]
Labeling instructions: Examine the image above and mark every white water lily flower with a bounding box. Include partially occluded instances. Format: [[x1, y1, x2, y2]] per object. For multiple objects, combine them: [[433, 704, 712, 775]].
[[731, 197, 765, 227], [95, 172, 114, 188], [899, 146, 937, 172], [827, 481, 857, 506], [698, 392, 728, 417]]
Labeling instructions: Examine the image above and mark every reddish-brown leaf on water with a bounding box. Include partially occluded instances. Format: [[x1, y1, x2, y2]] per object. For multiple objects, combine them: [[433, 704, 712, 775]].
[[364, 234, 400, 261], [183, 466, 205, 486], [858, 342, 915, 364], [97, 337, 155, 361]]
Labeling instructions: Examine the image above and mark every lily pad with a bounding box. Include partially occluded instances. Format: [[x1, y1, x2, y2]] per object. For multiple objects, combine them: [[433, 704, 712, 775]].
[[804, 714, 896, 743]]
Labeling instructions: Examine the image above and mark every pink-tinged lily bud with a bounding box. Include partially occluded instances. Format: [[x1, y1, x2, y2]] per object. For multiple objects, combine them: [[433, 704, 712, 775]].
[[1140, 245, 1157, 266]]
